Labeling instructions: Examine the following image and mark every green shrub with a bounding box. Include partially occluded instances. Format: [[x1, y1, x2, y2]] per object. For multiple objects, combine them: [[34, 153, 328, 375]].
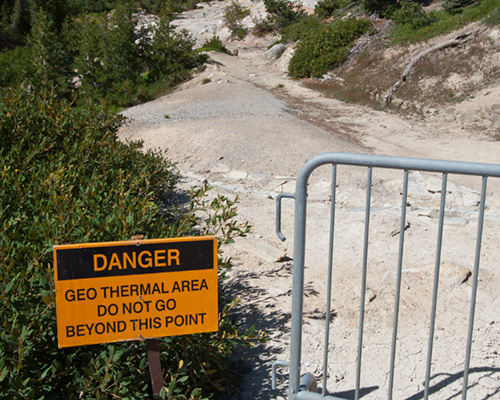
[[484, 6, 500, 26], [198, 35, 230, 54], [314, 0, 342, 19], [444, 0, 478, 13], [390, 0, 500, 44], [392, 0, 431, 29], [263, 0, 307, 32], [362, 0, 399, 18], [0, 88, 259, 399], [223, 1, 250, 38], [0, 46, 32, 88], [252, 16, 276, 36], [288, 17, 372, 79], [280, 15, 323, 43]]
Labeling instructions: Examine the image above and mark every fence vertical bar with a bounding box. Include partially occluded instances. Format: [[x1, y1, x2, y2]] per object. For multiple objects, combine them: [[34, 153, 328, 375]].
[[424, 173, 448, 400], [289, 160, 311, 400], [388, 169, 409, 400], [355, 167, 372, 400], [322, 164, 338, 395], [462, 176, 488, 400]]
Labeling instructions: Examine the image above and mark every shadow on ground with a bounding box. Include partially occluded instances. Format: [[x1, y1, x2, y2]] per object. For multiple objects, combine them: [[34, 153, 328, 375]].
[[224, 266, 293, 400], [405, 367, 500, 400]]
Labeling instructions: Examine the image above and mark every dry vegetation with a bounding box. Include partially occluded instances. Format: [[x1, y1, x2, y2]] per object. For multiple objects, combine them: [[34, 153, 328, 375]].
[[304, 21, 500, 117]]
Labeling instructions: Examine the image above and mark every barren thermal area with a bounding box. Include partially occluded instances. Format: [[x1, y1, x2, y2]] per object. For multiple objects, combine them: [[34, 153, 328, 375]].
[[120, 2, 500, 398]]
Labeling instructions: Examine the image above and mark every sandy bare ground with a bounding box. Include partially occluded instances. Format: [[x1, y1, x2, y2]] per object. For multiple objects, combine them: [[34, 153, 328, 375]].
[[120, 3, 500, 399]]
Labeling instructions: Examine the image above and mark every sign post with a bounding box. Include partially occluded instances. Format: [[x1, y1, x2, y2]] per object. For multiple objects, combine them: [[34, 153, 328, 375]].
[[53, 236, 218, 394]]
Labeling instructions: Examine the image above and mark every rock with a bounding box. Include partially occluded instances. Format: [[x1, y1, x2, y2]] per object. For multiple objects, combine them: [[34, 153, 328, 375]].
[[460, 112, 481, 123], [444, 216, 469, 226], [479, 108, 491, 120], [437, 263, 472, 286], [210, 163, 231, 174], [426, 176, 444, 193], [392, 98, 404, 109], [224, 170, 248, 180], [488, 113, 500, 122], [265, 43, 287, 60], [381, 268, 419, 284], [247, 173, 268, 182]]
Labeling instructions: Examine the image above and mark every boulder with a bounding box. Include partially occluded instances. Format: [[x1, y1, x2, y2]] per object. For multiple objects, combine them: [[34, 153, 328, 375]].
[[265, 43, 287, 60]]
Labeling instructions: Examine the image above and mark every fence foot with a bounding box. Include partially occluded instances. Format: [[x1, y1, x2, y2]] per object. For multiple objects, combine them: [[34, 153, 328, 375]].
[[299, 372, 317, 393]]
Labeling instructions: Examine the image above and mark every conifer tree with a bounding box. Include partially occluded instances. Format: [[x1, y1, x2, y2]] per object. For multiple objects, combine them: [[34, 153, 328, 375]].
[[31, 0, 69, 31], [27, 9, 74, 96], [145, 4, 206, 85], [75, 0, 141, 104]]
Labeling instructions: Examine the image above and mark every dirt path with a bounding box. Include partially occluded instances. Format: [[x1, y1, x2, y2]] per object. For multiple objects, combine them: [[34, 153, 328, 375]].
[[120, 3, 500, 399]]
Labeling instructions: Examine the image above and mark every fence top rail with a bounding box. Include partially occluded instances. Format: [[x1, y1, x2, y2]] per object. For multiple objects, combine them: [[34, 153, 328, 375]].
[[297, 153, 500, 185]]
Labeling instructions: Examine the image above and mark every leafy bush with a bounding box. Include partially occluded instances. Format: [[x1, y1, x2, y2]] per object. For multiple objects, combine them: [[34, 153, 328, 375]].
[[198, 35, 229, 54], [0, 88, 259, 399], [288, 17, 372, 79]]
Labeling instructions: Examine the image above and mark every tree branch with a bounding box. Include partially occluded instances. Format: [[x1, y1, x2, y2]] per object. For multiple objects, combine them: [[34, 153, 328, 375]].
[[382, 31, 477, 107]]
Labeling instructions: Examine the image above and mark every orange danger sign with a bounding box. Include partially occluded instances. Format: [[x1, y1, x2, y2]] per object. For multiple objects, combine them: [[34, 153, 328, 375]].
[[53, 237, 218, 348]]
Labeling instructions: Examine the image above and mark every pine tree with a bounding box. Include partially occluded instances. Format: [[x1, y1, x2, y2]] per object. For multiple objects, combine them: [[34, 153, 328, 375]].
[[30, 0, 70, 32], [27, 9, 74, 96], [102, 1, 141, 91], [74, 0, 142, 104], [145, 4, 205, 84]]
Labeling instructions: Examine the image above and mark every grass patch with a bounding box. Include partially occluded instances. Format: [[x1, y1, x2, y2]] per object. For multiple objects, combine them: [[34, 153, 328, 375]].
[[390, 0, 500, 45]]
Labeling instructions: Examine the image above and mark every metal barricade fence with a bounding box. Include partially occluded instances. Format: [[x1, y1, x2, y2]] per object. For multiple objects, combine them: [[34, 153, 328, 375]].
[[273, 153, 500, 400]]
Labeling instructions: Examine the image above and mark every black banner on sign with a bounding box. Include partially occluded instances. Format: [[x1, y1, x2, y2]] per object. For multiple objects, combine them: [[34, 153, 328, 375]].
[[55, 239, 215, 281]]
